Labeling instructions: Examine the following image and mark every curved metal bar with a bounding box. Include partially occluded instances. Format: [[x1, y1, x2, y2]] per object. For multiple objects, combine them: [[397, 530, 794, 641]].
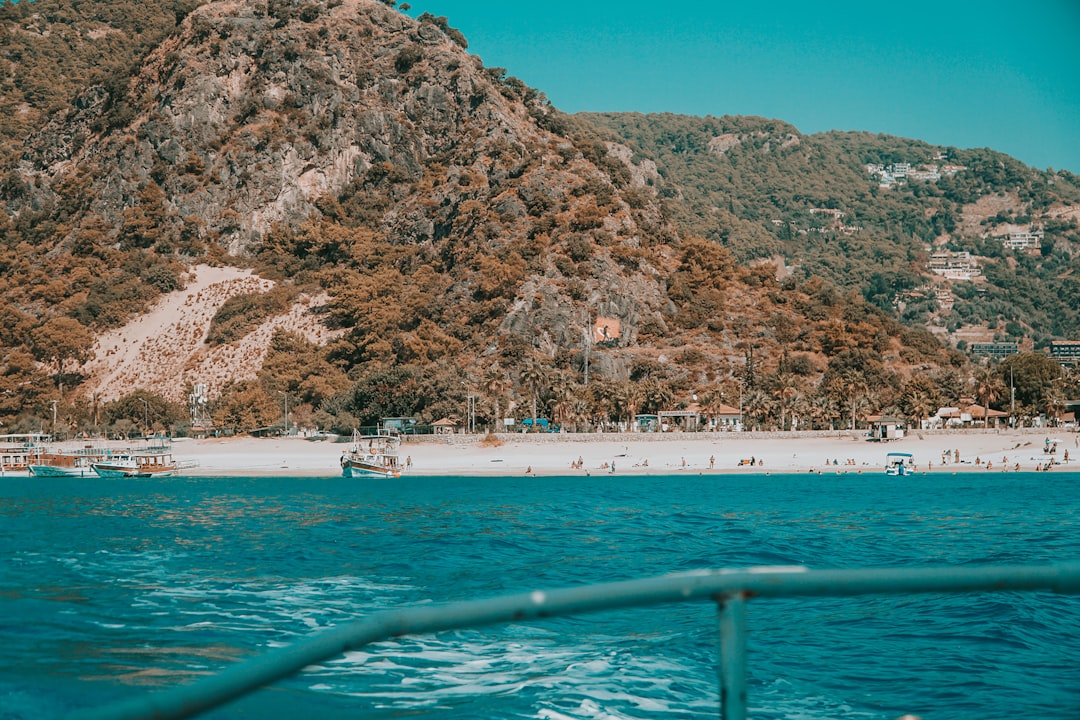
[[67, 562, 1080, 720]]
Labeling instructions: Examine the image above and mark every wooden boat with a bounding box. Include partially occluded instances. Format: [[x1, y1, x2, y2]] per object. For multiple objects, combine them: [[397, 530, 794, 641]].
[[29, 451, 98, 478], [91, 446, 182, 478], [340, 431, 402, 478]]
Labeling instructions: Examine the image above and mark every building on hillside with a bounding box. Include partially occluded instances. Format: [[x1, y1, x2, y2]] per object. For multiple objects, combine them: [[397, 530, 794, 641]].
[[991, 225, 1043, 252], [969, 342, 1019, 361], [928, 251, 979, 280], [1048, 340, 1080, 368], [933, 288, 955, 310], [809, 208, 846, 219], [907, 166, 941, 182]]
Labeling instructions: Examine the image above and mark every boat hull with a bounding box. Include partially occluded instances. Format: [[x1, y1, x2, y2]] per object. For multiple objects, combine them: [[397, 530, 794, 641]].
[[29, 464, 96, 478], [92, 462, 177, 478], [341, 460, 400, 479]]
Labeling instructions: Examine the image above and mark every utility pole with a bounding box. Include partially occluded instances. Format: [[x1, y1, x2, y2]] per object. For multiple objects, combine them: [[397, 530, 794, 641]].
[[281, 393, 289, 436], [1010, 366, 1016, 423], [140, 398, 149, 434], [51, 400, 58, 436], [583, 315, 591, 386]]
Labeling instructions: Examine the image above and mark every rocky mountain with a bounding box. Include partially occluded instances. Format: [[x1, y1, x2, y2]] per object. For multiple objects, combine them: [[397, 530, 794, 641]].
[[1, 0, 1070, 436]]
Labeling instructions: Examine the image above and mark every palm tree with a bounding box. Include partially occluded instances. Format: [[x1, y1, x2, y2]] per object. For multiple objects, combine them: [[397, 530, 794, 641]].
[[742, 389, 771, 431], [901, 376, 940, 429], [771, 372, 799, 431], [1045, 384, 1066, 426], [973, 367, 1006, 428], [518, 360, 547, 429], [548, 373, 577, 430], [610, 381, 643, 431], [841, 370, 869, 431], [481, 366, 509, 433]]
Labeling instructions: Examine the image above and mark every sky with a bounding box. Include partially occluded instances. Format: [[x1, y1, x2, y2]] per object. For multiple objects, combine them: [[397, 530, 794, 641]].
[[405, 0, 1080, 174]]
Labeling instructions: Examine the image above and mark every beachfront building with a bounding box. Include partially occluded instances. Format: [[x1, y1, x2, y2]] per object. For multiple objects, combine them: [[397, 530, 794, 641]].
[[658, 407, 702, 432], [705, 403, 743, 431], [432, 418, 458, 435], [866, 416, 906, 441], [634, 414, 660, 432], [640, 403, 744, 432], [931, 403, 1009, 428]]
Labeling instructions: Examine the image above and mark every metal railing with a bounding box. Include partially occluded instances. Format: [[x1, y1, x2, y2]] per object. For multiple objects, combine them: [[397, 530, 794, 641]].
[[67, 562, 1080, 720]]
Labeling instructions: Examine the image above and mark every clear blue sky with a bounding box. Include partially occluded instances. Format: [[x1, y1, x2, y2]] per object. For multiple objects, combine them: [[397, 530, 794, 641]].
[[405, 0, 1080, 174]]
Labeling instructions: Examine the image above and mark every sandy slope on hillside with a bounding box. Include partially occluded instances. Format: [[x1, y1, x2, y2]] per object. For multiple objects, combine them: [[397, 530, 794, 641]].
[[79, 265, 338, 403]]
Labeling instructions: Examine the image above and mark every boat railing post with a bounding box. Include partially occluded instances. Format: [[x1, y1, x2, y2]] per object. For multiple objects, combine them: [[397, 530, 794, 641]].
[[717, 591, 748, 720]]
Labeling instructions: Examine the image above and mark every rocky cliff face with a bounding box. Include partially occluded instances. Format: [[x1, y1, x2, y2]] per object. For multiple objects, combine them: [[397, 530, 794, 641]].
[[14, 0, 677, 361]]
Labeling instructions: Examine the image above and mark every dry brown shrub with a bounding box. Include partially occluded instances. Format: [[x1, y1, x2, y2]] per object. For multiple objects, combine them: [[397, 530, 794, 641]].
[[478, 432, 503, 448]]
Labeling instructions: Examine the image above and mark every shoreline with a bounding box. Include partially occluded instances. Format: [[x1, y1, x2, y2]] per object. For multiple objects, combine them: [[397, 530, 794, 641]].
[[161, 428, 1078, 477]]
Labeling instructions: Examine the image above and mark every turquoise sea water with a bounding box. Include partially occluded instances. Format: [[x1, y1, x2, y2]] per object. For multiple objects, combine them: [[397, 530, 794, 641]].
[[1, 471, 1078, 719]]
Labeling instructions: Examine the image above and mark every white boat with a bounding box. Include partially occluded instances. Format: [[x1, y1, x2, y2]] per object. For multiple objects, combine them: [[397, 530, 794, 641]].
[[340, 431, 402, 478], [885, 451, 914, 476]]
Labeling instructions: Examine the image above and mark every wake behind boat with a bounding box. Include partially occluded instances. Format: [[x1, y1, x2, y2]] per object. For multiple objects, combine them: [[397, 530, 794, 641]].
[[340, 431, 402, 478]]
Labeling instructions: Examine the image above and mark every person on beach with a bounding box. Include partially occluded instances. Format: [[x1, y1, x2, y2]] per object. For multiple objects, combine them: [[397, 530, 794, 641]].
[[709, 454, 715, 469]]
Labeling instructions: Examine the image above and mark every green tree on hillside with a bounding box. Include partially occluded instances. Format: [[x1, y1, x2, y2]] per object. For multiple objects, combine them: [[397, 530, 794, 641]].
[[30, 317, 93, 396]]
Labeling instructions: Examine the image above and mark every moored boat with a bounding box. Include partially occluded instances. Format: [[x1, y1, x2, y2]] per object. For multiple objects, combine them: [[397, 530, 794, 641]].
[[0, 433, 49, 476], [91, 446, 190, 478], [885, 451, 914, 476], [340, 431, 402, 478], [29, 450, 99, 478]]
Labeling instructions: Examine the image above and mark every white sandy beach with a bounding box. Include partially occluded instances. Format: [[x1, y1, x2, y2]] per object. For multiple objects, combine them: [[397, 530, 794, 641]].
[[166, 428, 1078, 477]]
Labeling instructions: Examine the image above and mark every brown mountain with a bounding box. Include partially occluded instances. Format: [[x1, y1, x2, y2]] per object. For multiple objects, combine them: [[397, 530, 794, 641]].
[[0, 0, 967, 434]]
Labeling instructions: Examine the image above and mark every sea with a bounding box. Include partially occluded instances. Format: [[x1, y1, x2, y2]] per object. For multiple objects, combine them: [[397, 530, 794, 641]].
[[1, 470, 1078, 720]]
